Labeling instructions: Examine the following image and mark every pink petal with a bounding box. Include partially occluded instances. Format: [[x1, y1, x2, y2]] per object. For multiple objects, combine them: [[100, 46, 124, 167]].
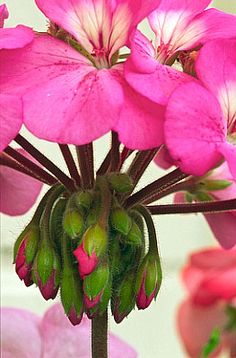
[[115, 76, 165, 150], [190, 248, 236, 270], [196, 39, 236, 131], [204, 212, 236, 249], [154, 145, 174, 169], [0, 25, 34, 50], [125, 30, 192, 105], [40, 303, 137, 358], [0, 149, 43, 216], [0, 35, 123, 144], [177, 299, 226, 358], [1, 307, 42, 358], [0, 94, 22, 151], [148, 0, 211, 55], [0, 4, 8, 27], [188, 9, 236, 51], [217, 142, 236, 181], [24, 66, 123, 145], [199, 269, 236, 302], [35, 0, 161, 57], [165, 82, 226, 176]]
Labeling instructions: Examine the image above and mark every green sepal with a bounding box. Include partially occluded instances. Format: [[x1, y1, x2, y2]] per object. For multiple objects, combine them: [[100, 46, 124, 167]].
[[201, 328, 220, 358], [112, 272, 136, 317], [204, 179, 232, 191], [25, 226, 40, 265], [83, 224, 108, 257], [126, 221, 142, 246], [107, 173, 133, 193], [83, 262, 109, 299], [13, 224, 39, 263], [111, 208, 132, 235], [63, 208, 84, 239], [75, 190, 93, 210], [60, 266, 83, 316], [185, 192, 194, 203], [50, 197, 67, 251], [195, 191, 214, 202], [35, 239, 54, 285]]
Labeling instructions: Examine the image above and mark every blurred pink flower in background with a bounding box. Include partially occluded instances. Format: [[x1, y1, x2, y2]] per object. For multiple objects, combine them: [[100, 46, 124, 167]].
[[0, 149, 43, 216], [177, 248, 236, 358], [1, 303, 137, 358]]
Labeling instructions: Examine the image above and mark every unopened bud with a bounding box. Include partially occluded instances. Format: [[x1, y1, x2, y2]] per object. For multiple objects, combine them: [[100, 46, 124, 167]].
[[73, 224, 108, 278], [111, 208, 132, 235], [14, 225, 40, 287], [60, 266, 84, 325], [63, 208, 84, 239], [108, 173, 133, 193], [87, 277, 112, 319], [112, 272, 136, 323], [83, 262, 109, 309], [126, 221, 142, 246], [34, 239, 61, 300], [75, 190, 93, 210], [135, 254, 162, 310]]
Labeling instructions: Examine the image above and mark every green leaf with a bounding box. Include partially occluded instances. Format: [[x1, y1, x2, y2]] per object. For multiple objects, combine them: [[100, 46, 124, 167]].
[[201, 328, 220, 358]]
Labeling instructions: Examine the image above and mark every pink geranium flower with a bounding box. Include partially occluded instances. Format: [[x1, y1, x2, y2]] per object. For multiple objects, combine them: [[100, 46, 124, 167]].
[[0, 0, 163, 149], [177, 248, 236, 358], [0, 149, 43, 216], [0, 4, 34, 152], [165, 38, 236, 180], [1, 303, 137, 357]]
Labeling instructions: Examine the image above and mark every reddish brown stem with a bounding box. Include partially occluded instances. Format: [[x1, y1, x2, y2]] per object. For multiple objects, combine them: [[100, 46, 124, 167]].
[[147, 199, 236, 215], [14, 134, 76, 191], [59, 144, 80, 186], [3, 148, 57, 186]]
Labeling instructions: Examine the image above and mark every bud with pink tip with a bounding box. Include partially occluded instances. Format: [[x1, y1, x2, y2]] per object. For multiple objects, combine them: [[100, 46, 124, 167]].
[[73, 223, 108, 278], [33, 238, 61, 300], [135, 254, 162, 310], [14, 225, 39, 287], [83, 261, 110, 310]]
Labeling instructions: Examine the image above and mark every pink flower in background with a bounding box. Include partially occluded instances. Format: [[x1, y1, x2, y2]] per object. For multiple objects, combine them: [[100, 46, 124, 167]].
[[0, 149, 43, 216], [165, 38, 236, 180], [0, 0, 164, 149], [178, 248, 236, 358], [174, 163, 236, 249], [0, 4, 34, 152], [1, 303, 137, 358]]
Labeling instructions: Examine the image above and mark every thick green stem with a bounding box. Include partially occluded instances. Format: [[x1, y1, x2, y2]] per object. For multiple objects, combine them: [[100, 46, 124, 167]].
[[147, 199, 236, 215], [92, 310, 108, 358]]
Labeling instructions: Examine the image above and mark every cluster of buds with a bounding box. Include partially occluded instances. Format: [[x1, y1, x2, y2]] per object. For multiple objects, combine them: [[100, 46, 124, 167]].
[[14, 174, 162, 325]]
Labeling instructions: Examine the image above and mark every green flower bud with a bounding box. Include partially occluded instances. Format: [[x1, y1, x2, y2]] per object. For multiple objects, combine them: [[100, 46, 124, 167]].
[[195, 191, 214, 202], [112, 272, 136, 323], [14, 224, 40, 264], [107, 173, 133, 193], [50, 197, 67, 252], [83, 261, 109, 309], [75, 190, 93, 210], [126, 221, 142, 246], [111, 208, 132, 235], [60, 266, 84, 325], [63, 208, 84, 239]]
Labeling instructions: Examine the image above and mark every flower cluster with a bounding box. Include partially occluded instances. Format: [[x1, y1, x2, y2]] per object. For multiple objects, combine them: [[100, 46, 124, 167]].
[[14, 175, 162, 325], [0, 0, 236, 338]]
